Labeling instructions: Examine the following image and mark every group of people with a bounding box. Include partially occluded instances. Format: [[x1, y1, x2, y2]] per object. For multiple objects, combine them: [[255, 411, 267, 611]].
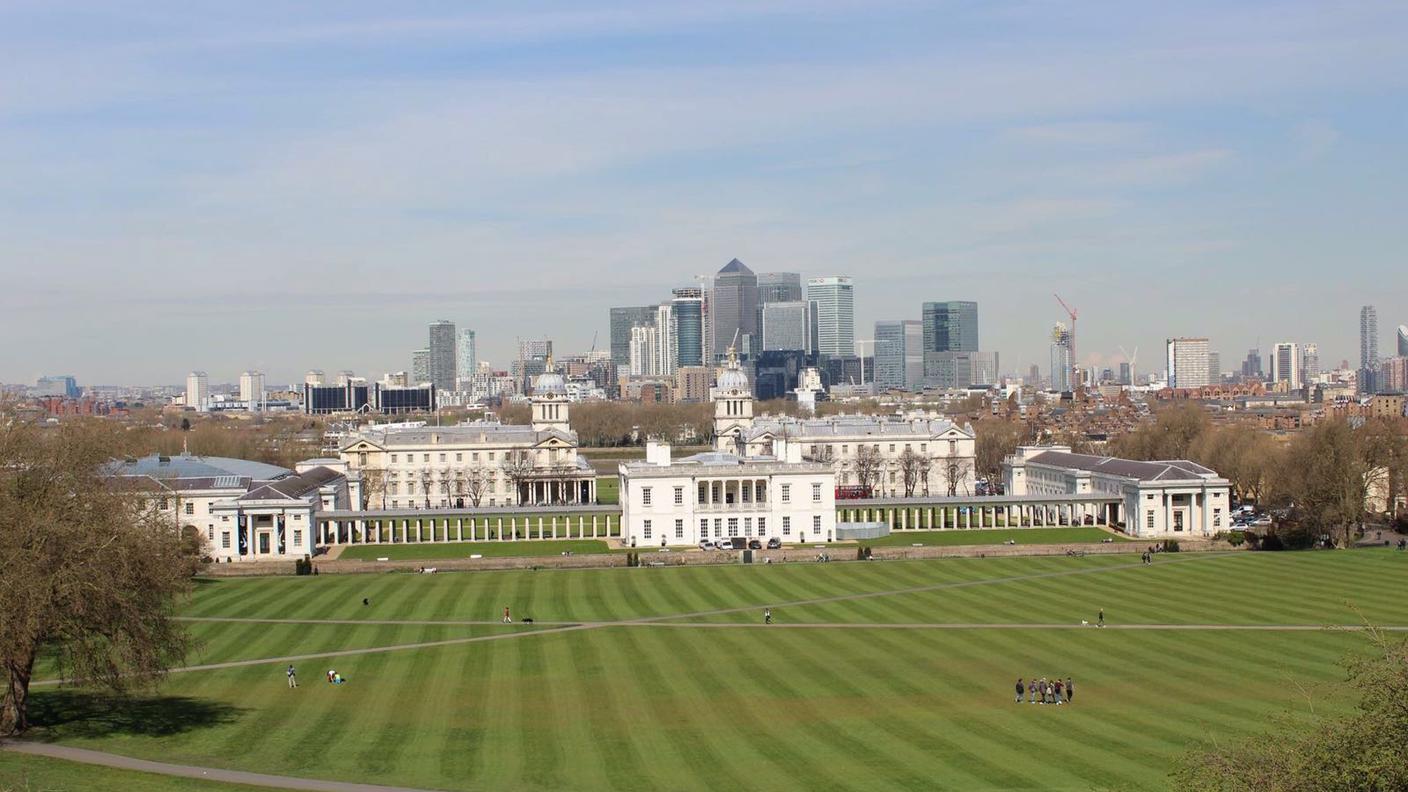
[[285, 665, 345, 688], [1140, 550, 1156, 564], [326, 668, 346, 685], [1016, 676, 1072, 705]]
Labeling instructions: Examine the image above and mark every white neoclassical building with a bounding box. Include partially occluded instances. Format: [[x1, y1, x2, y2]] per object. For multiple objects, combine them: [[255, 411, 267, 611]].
[[339, 360, 597, 508], [709, 351, 977, 497], [110, 453, 351, 562], [1003, 445, 1231, 538], [620, 440, 836, 547]]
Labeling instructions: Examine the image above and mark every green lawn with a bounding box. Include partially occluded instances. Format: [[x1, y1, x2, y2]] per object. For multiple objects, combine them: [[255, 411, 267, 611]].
[[19, 551, 1408, 791], [0, 751, 268, 792], [867, 526, 1131, 548], [594, 476, 619, 505], [338, 539, 615, 561]]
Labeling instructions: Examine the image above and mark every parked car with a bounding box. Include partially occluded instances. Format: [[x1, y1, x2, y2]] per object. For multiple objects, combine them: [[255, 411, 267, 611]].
[[766, 537, 783, 550], [698, 540, 714, 551], [1250, 516, 1273, 527], [713, 540, 732, 551], [747, 539, 762, 550]]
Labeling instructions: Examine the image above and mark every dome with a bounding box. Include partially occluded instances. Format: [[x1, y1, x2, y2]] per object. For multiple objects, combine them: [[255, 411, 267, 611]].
[[533, 370, 566, 396], [717, 367, 749, 392]]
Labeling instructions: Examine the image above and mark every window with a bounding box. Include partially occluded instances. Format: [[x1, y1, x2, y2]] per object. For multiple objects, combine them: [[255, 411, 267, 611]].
[[293, 530, 302, 545], [455, 453, 462, 462], [391, 454, 398, 463], [700, 519, 708, 537], [221, 533, 231, 549], [221, 515, 229, 522], [813, 515, 822, 534], [439, 453, 446, 462], [422, 453, 430, 463], [782, 516, 791, 535], [920, 444, 926, 452], [643, 520, 652, 540], [744, 517, 752, 536], [842, 445, 848, 453], [358, 452, 368, 466], [728, 518, 739, 537], [1213, 508, 1222, 528], [292, 514, 302, 521], [675, 519, 684, 539], [812, 483, 822, 502], [714, 519, 722, 537], [159, 498, 170, 511], [781, 484, 791, 503], [1147, 511, 1156, 529], [488, 452, 495, 461], [758, 517, 766, 536], [949, 440, 957, 455], [674, 487, 684, 505], [184, 502, 194, 515], [207, 527, 214, 540], [889, 444, 895, 452], [642, 487, 653, 506]]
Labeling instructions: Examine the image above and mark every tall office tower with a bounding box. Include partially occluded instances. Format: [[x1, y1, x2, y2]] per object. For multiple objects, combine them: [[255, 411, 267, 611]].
[[1029, 364, 1041, 385], [654, 303, 677, 376], [806, 276, 855, 357], [874, 319, 923, 390], [1271, 342, 1302, 389], [1165, 337, 1210, 389], [185, 371, 209, 412], [1207, 352, 1221, 383], [238, 371, 266, 412], [518, 338, 552, 361], [456, 329, 477, 389], [1300, 343, 1319, 383], [670, 288, 704, 368], [629, 325, 660, 377], [922, 301, 979, 353], [304, 370, 325, 386], [761, 301, 810, 352], [1398, 325, 1408, 357], [427, 320, 457, 392], [1242, 349, 1263, 379], [1361, 305, 1379, 370], [712, 259, 759, 357], [610, 306, 657, 366], [1119, 362, 1132, 386], [411, 348, 430, 385], [757, 272, 803, 303], [1050, 325, 1072, 392]]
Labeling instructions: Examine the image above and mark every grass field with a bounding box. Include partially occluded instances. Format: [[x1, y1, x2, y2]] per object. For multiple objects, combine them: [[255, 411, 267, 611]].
[[866, 526, 1130, 547], [339, 539, 615, 561], [10, 550, 1408, 792], [594, 476, 618, 504]]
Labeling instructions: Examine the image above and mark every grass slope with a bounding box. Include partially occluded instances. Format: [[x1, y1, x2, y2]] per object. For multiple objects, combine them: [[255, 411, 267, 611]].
[[867, 526, 1129, 547], [339, 539, 614, 562], [24, 551, 1408, 792], [0, 751, 273, 792]]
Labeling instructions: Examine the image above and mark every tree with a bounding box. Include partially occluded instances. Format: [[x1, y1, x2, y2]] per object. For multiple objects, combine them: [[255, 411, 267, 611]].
[[852, 444, 883, 495], [417, 469, 433, 509], [1173, 629, 1408, 791], [898, 448, 930, 497], [940, 456, 973, 497], [1111, 403, 1211, 460], [500, 450, 534, 506], [1277, 419, 1374, 547], [0, 412, 193, 736], [464, 468, 489, 507], [358, 467, 387, 510], [975, 420, 1026, 482]]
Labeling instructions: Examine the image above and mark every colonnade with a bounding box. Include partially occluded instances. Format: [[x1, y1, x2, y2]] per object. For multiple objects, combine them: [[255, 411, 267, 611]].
[[318, 512, 620, 545], [835, 500, 1120, 530]]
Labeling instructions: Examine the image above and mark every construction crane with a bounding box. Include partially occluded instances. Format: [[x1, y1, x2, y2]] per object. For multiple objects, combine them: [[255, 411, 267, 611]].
[[588, 330, 598, 358], [1054, 294, 1079, 391], [1118, 345, 1139, 386]]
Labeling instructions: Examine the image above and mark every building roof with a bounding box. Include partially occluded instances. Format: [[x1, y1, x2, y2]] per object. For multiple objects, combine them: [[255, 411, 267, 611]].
[[718, 257, 752, 275], [344, 422, 577, 450], [107, 453, 290, 481], [747, 415, 971, 441], [239, 466, 343, 502], [1026, 451, 1220, 483], [622, 450, 832, 477]]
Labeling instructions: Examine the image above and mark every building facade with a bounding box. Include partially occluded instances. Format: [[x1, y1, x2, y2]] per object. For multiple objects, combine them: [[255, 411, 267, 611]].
[[456, 328, 477, 390], [922, 301, 979, 353], [712, 258, 759, 359], [186, 371, 209, 412], [806, 276, 855, 358], [761, 301, 810, 352], [1165, 337, 1211, 389], [1271, 342, 1301, 389], [757, 271, 803, 303], [671, 289, 705, 368], [239, 371, 266, 412], [1004, 445, 1231, 539], [619, 441, 836, 547], [610, 306, 657, 366]]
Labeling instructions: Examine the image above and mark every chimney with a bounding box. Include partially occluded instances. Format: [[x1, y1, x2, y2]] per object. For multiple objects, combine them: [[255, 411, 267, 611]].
[[646, 440, 672, 466]]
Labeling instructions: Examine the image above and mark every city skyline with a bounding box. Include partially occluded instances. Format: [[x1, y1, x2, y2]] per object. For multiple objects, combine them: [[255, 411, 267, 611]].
[[3, 2, 1407, 384]]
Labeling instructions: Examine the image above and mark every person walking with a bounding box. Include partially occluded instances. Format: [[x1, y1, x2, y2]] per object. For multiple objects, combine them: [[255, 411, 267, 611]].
[[286, 665, 297, 689], [1053, 679, 1063, 705], [1098, 608, 1105, 628], [764, 608, 773, 625], [503, 606, 512, 624], [1015, 678, 1025, 704], [1065, 677, 1073, 704], [1028, 677, 1036, 703]]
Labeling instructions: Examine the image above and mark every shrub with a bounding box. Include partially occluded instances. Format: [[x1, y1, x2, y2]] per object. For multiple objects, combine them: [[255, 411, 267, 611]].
[[1161, 539, 1181, 553], [1225, 532, 1245, 547]]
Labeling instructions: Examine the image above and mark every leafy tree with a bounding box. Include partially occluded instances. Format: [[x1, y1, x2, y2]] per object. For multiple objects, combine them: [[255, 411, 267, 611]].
[[0, 411, 193, 735], [1173, 629, 1408, 791]]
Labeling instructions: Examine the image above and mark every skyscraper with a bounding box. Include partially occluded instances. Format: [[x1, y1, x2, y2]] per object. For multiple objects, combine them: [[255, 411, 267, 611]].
[[761, 301, 810, 352], [1050, 324, 1072, 392], [1300, 343, 1319, 383], [427, 320, 457, 392], [671, 288, 704, 368], [411, 349, 430, 385], [629, 325, 660, 377], [1398, 325, 1408, 357], [1361, 305, 1379, 370], [610, 306, 657, 366], [806, 276, 855, 357], [922, 301, 979, 353], [712, 259, 759, 357], [1165, 337, 1210, 389], [456, 328, 477, 390], [239, 371, 266, 412], [654, 303, 676, 376], [1271, 342, 1301, 389], [1208, 352, 1221, 382], [757, 272, 803, 303], [874, 319, 923, 391], [185, 371, 208, 412], [1242, 349, 1263, 379]]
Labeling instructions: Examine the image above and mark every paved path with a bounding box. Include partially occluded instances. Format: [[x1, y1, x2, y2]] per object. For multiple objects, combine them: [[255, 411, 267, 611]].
[[1, 740, 436, 792]]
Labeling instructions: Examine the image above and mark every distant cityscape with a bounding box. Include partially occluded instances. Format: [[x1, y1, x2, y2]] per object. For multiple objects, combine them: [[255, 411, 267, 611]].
[[9, 257, 1408, 420]]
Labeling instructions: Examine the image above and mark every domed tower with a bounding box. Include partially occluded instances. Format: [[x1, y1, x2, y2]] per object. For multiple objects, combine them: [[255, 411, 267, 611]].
[[531, 355, 570, 432], [712, 345, 754, 453]]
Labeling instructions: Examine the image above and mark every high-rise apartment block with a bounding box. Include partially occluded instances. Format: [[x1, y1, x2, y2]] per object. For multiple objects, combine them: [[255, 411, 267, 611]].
[[806, 276, 854, 358], [456, 329, 477, 390], [411, 348, 430, 385], [186, 371, 209, 411], [1271, 342, 1301, 390], [1165, 337, 1210, 389], [239, 371, 266, 412], [427, 320, 457, 392]]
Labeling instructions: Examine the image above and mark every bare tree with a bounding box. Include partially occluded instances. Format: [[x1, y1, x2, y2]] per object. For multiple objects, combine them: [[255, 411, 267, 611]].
[[417, 469, 433, 509], [852, 444, 883, 495], [500, 450, 534, 506], [898, 448, 930, 497], [357, 467, 387, 510], [437, 467, 453, 508], [1, 410, 193, 735], [940, 456, 973, 497], [464, 468, 489, 507]]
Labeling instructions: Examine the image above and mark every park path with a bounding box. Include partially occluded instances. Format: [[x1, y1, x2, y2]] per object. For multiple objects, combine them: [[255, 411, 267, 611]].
[[0, 740, 439, 792]]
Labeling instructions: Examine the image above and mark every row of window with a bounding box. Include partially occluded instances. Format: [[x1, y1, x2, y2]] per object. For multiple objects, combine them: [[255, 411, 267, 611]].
[[362, 449, 560, 466], [804, 440, 960, 456], [217, 530, 303, 550], [640, 514, 823, 540], [641, 482, 824, 505]]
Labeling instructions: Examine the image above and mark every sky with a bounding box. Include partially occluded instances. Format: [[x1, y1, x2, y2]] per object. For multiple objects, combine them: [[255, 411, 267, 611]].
[[2, 0, 1406, 386]]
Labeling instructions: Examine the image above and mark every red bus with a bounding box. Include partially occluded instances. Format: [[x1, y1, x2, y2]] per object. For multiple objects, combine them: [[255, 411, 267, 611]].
[[834, 485, 873, 500]]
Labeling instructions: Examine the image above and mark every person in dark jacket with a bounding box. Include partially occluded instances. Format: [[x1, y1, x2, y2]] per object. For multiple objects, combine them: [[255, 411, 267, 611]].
[[1015, 678, 1024, 704]]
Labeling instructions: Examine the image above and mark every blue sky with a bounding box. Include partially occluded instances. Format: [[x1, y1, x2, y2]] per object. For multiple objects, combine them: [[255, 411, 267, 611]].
[[2, 1, 1406, 385]]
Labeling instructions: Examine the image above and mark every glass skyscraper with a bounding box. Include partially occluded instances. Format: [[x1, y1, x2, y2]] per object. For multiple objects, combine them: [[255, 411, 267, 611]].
[[671, 288, 704, 368], [806, 276, 854, 358], [922, 301, 979, 353]]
